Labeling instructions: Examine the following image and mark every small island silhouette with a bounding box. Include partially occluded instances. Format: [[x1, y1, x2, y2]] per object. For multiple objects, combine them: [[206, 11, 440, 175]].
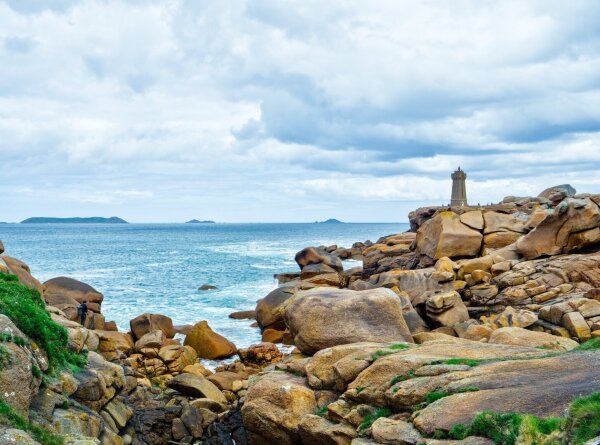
[[186, 219, 216, 224], [21, 217, 128, 224], [314, 218, 344, 224]]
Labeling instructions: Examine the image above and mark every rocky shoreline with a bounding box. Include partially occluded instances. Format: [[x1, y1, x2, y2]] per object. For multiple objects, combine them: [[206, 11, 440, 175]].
[[1, 184, 600, 444]]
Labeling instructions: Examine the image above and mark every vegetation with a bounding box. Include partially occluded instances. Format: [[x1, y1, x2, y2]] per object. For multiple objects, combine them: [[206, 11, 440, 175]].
[[0, 400, 63, 445], [572, 337, 600, 352], [564, 392, 600, 445], [0, 272, 87, 374], [428, 358, 486, 367], [0, 344, 11, 370], [424, 391, 450, 405], [356, 386, 366, 394], [371, 343, 410, 361], [358, 407, 391, 432], [441, 392, 600, 445], [388, 343, 410, 350], [315, 406, 328, 417]]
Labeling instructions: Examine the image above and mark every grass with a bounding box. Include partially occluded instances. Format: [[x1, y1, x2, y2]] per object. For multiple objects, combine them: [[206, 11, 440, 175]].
[[0, 272, 87, 374], [428, 358, 486, 367], [371, 343, 410, 361], [0, 400, 63, 445], [315, 406, 328, 417], [388, 343, 410, 350], [390, 375, 408, 385], [358, 407, 391, 432], [572, 337, 600, 352], [441, 392, 600, 444], [356, 386, 366, 394], [0, 344, 11, 370], [424, 391, 450, 405], [564, 392, 600, 445]]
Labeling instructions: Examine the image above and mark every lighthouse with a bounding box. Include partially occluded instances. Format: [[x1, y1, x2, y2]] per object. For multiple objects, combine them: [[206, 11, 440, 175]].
[[451, 167, 468, 207]]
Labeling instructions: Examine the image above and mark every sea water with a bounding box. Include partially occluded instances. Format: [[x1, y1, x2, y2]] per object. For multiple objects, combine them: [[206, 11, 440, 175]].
[[0, 223, 407, 349]]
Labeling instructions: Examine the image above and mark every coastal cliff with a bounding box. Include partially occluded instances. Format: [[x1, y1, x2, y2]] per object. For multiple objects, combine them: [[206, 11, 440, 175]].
[[1, 184, 600, 444]]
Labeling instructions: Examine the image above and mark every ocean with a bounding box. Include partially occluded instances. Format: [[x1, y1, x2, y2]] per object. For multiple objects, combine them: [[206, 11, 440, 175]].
[[0, 223, 407, 350]]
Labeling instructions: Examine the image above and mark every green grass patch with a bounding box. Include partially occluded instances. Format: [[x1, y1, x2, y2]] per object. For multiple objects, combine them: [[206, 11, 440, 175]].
[[424, 391, 450, 405], [390, 375, 408, 385], [358, 407, 391, 432], [456, 386, 480, 393], [428, 358, 486, 367], [371, 350, 394, 360], [564, 392, 600, 445], [388, 343, 410, 350], [0, 344, 11, 370], [0, 400, 63, 445], [315, 406, 328, 417], [356, 386, 365, 394], [572, 337, 600, 352], [0, 272, 87, 374]]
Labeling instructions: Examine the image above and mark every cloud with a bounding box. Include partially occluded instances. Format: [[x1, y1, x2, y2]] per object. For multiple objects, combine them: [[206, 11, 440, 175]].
[[0, 0, 599, 222]]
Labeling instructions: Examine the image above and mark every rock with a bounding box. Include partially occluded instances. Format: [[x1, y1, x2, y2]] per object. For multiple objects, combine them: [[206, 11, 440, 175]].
[[483, 231, 522, 249], [183, 320, 237, 359], [182, 363, 212, 378], [480, 307, 538, 329], [482, 212, 526, 234], [167, 373, 228, 405], [199, 284, 218, 291], [284, 288, 413, 355], [298, 414, 357, 444], [413, 351, 600, 435], [242, 372, 317, 445], [96, 331, 134, 360], [238, 342, 283, 367], [0, 428, 39, 445], [190, 398, 226, 413], [425, 291, 469, 328], [459, 210, 484, 231], [104, 398, 133, 430], [0, 316, 38, 415], [516, 198, 600, 259], [562, 311, 591, 341], [462, 324, 493, 341], [295, 247, 344, 273], [0, 240, 3, 254], [207, 372, 244, 392], [538, 184, 576, 204], [262, 328, 285, 343], [52, 408, 103, 438], [134, 330, 165, 352], [371, 417, 422, 445], [488, 327, 578, 351], [129, 313, 176, 341], [229, 310, 256, 320], [256, 285, 296, 331], [72, 352, 126, 411], [415, 211, 483, 260], [43, 277, 104, 316], [181, 405, 203, 438], [1, 255, 44, 293]]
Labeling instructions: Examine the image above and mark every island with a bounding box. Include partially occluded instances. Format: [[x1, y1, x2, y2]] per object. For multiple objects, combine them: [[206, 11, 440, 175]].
[[185, 219, 216, 224], [20, 217, 128, 224], [314, 218, 344, 224]]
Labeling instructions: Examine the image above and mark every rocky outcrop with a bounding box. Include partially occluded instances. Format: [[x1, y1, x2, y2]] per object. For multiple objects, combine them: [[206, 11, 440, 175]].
[[183, 320, 237, 359], [284, 288, 413, 354], [130, 313, 176, 340]]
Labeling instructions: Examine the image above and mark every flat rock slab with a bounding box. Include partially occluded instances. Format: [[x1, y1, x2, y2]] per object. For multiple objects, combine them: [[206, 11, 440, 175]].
[[413, 351, 600, 434]]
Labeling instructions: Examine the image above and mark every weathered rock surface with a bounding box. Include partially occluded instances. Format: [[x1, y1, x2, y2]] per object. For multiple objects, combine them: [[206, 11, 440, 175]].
[[284, 288, 413, 354], [295, 247, 344, 273], [242, 372, 317, 445], [129, 313, 176, 340], [183, 320, 237, 359]]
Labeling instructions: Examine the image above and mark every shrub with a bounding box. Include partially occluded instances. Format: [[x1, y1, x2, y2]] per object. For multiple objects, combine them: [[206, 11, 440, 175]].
[[0, 400, 63, 445], [564, 392, 600, 444], [0, 273, 87, 374]]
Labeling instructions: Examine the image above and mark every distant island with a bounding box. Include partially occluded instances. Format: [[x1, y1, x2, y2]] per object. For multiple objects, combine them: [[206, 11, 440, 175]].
[[21, 217, 128, 224], [186, 219, 216, 224], [314, 218, 344, 224]]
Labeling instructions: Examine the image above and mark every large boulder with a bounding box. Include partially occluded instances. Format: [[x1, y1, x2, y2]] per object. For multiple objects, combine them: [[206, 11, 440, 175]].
[[256, 285, 296, 331], [295, 247, 343, 273], [538, 184, 576, 204], [415, 211, 483, 260], [43, 277, 104, 314], [516, 198, 600, 259], [284, 288, 413, 355], [183, 320, 236, 359], [1, 255, 43, 293], [129, 313, 176, 340], [167, 373, 227, 405], [412, 350, 600, 435], [488, 327, 578, 351], [242, 372, 317, 445]]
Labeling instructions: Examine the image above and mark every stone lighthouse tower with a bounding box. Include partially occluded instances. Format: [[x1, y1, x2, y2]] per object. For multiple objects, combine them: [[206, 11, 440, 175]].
[[451, 167, 468, 207]]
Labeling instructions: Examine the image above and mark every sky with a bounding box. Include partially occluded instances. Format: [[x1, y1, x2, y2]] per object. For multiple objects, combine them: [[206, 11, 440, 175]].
[[1, 0, 600, 223]]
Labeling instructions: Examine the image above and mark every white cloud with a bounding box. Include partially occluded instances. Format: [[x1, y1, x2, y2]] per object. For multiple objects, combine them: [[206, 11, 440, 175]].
[[0, 0, 599, 222]]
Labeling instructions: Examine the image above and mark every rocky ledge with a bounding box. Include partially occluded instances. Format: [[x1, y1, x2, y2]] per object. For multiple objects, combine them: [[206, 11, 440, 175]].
[[1, 183, 600, 445]]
